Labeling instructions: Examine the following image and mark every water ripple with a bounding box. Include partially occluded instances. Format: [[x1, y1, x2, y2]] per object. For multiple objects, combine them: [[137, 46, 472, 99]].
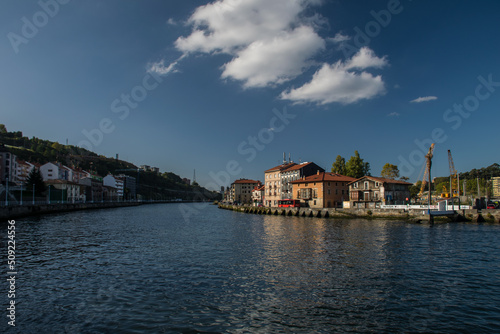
[[2, 205, 500, 333]]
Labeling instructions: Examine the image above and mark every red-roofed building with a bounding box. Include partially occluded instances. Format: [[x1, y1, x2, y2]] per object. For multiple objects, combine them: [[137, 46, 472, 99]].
[[347, 176, 413, 208], [230, 179, 261, 204], [291, 171, 356, 208], [281, 162, 325, 200]]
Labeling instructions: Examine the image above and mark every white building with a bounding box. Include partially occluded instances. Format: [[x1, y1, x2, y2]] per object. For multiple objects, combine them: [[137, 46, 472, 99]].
[[104, 174, 124, 200], [40, 162, 73, 181], [251, 185, 265, 206]]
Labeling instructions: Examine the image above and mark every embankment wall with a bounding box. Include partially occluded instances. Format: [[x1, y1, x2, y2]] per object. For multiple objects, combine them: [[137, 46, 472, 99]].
[[219, 204, 500, 223]]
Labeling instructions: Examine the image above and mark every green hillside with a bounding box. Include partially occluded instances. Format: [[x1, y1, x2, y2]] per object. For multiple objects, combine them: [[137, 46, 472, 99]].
[[0, 124, 220, 201]]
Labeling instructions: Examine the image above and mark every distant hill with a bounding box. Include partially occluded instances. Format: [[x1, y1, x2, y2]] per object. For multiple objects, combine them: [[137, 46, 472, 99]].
[[0, 124, 220, 201]]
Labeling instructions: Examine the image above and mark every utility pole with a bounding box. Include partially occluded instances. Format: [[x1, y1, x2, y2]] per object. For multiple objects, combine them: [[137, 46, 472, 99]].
[[424, 145, 434, 224]]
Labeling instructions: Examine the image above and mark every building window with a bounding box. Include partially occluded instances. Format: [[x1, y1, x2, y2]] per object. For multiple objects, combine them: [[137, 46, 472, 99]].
[[327, 189, 331, 195]]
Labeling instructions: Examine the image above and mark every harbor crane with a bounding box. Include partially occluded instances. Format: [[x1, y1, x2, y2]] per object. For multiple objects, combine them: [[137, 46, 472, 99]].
[[418, 143, 435, 200], [448, 150, 459, 197], [440, 150, 460, 198]]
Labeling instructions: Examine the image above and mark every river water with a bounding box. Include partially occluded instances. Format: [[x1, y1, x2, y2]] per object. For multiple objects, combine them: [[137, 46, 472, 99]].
[[2, 203, 500, 333]]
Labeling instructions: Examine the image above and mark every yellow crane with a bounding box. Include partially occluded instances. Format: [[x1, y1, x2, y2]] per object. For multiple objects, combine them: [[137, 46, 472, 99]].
[[418, 143, 435, 199], [448, 150, 459, 197]]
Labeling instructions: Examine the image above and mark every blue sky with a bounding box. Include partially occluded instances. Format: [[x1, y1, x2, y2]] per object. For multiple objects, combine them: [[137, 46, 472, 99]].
[[1, 0, 500, 189]]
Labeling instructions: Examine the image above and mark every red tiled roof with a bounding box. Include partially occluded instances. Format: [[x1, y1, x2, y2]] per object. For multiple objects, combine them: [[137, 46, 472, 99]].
[[264, 162, 296, 173], [346, 176, 413, 185], [233, 179, 260, 184], [283, 162, 313, 172], [254, 185, 265, 191], [290, 172, 356, 184]]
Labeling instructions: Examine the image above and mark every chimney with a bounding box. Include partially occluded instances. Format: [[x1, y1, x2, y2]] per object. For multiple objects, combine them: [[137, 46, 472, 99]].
[[317, 170, 320, 175]]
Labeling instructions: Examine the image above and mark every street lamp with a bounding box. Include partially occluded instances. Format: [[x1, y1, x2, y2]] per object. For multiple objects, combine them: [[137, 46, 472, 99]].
[[5, 177, 8, 206]]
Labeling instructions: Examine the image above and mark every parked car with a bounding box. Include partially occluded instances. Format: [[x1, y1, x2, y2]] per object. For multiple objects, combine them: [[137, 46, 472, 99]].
[[487, 203, 496, 209]]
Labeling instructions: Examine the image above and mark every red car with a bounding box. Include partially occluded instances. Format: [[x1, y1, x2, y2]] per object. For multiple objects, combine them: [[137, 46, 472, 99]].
[[487, 203, 497, 209]]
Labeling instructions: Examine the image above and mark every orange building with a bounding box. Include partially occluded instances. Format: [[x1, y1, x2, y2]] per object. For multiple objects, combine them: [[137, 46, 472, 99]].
[[291, 172, 356, 208]]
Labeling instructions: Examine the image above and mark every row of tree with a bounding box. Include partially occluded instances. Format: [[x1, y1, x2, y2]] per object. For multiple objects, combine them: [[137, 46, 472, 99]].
[[331, 151, 406, 181], [330, 151, 497, 199], [331, 151, 371, 178]]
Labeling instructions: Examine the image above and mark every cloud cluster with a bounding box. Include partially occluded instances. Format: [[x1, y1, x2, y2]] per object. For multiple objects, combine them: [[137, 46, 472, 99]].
[[152, 0, 389, 105], [281, 47, 387, 105]]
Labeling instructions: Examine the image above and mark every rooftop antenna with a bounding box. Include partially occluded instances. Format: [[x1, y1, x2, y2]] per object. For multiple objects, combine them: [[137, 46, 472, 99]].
[[283, 152, 286, 165], [193, 169, 196, 184], [289, 153, 291, 164]]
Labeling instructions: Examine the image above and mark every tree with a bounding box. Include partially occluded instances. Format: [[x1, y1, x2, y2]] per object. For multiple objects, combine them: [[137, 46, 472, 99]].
[[26, 168, 46, 195], [381, 163, 400, 180], [0, 124, 7, 134], [345, 151, 370, 178], [331, 155, 346, 174], [410, 181, 422, 199]]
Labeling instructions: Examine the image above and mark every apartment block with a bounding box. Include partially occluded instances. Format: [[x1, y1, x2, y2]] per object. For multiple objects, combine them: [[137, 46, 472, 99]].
[[291, 172, 355, 208], [230, 179, 261, 204]]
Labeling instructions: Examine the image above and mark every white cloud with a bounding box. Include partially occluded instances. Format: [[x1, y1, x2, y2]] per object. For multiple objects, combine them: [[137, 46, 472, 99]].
[[329, 32, 350, 43], [167, 18, 177, 26], [345, 47, 388, 70], [221, 26, 324, 88], [387, 112, 400, 117], [175, 0, 313, 54], [169, 0, 324, 87], [280, 47, 387, 105], [410, 96, 438, 103], [154, 0, 393, 104], [148, 54, 186, 76]]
